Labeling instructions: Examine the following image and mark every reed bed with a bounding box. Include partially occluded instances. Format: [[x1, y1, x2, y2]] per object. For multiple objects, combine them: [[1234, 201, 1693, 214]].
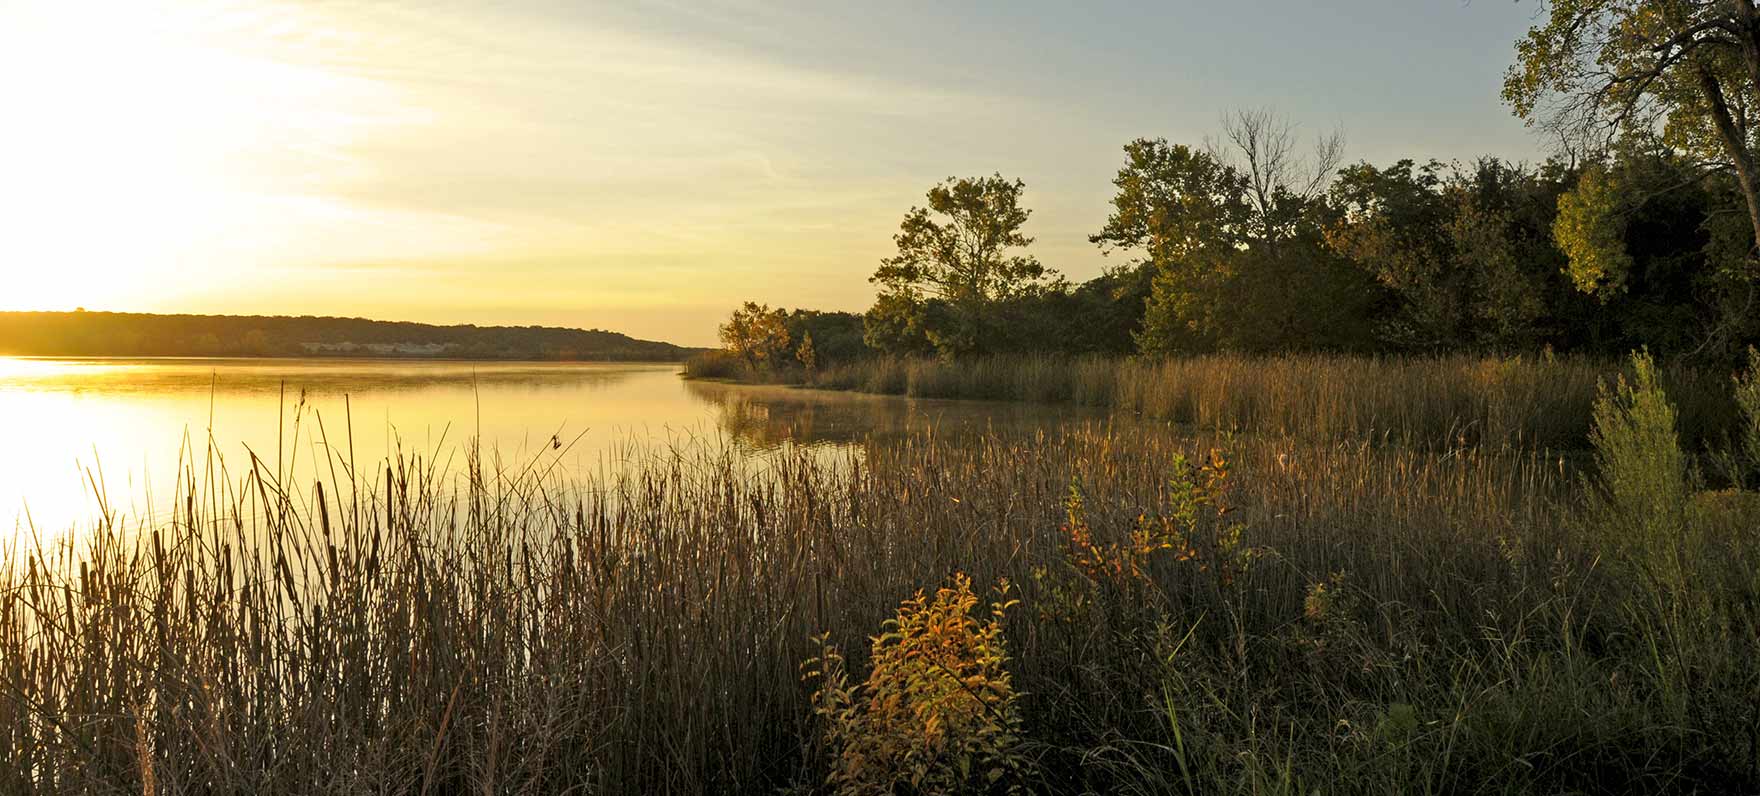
[[714, 353, 1741, 450], [4, 412, 1757, 793]]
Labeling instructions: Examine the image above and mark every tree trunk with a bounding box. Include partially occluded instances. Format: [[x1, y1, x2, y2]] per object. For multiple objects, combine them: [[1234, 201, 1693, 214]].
[[1724, 1, 1760, 246], [1730, 0, 1760, 89], [1697, 64, 1760, 248]]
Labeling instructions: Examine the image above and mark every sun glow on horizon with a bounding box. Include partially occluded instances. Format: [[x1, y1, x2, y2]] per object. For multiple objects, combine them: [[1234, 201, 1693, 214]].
[[0, 0, 1545, 345], [0, 0, 924, 342], [0, 0, 876, 341]]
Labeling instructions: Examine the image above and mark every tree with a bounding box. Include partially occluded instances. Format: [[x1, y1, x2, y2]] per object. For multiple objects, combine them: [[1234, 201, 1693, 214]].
[[1559, 145, 1760, 353], [796, 331, 817, 373], [1553, 163, 1635, 298], [719, 302, 792, 370], [1095, 116, 1374, 355], [1504, 0, 1760, 258], [1061, 263, 1157, 354], [1327, 158, 1569, 350], [784, 309, 870, 366], [1446, 162, 1557, 348], [1092, 140, 1251, 265], [1201, 110, 1372, 353], [1092, 139, 1250, 353], [862, 288, 936, 356], [869, 174, 1052, 356], [1214, 108, 1345, 250]]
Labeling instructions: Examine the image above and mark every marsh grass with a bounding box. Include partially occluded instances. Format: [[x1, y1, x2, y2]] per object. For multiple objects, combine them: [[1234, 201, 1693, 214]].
[[4, 366, 1759, 793], [1712, 347, 1760, 489], [697, 352, 1739, 451], [680, 349, 747, 381]]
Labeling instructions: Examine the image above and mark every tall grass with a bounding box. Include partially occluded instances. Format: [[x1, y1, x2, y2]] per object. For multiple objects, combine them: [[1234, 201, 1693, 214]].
[[6, 353, 1760, 793], [770, 353, 1740, 450], [680, 348, 747, 380], [1713, 347, 1760, 489]]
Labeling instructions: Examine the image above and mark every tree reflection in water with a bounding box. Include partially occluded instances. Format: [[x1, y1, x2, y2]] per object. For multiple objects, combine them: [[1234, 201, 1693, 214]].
[[681, 379, 1123, 454]]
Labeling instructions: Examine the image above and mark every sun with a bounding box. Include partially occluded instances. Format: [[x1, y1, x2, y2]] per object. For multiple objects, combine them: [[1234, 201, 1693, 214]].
[[2, 3, 230, 306], [0, 1, 398, 312]]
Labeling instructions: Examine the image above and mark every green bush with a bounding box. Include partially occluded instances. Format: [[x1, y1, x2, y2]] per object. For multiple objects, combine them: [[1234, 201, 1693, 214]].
[[1581, 350, 1695, 594]]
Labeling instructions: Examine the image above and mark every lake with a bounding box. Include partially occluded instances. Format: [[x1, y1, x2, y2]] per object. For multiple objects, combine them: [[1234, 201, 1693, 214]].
[[0, 357, 1107, 534]]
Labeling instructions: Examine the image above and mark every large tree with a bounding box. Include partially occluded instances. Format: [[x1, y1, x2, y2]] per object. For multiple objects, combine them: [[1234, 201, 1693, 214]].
[[1215, 108, 1346, 250], [1093, 115, 1373, 355], [868, 174, 1052, 356], [1090, 139, 1251, 353], [1504, 0, 1760, 249], [1506, 1, 1760, 353]]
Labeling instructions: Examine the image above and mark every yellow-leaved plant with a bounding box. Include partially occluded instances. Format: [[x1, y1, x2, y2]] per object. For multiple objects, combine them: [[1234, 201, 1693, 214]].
[[804, 573, 1027, 795], [1060, 448, 1251, 592]]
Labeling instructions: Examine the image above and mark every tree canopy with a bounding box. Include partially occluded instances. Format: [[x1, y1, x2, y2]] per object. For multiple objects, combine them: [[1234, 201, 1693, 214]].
[[716, 104, 1760, 368], [719, 302, 792, 370], [1093, 114, 1376, 355], [1505, 1, 1760, 350], [1504, 0, 1760, 247], [866, 174, 1057, 357], [871, 174, 1049, 306]]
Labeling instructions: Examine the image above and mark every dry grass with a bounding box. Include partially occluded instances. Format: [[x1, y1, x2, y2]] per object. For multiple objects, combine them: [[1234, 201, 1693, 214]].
[[4, 364, 1758, 793], [792, 353, 1740, 450]]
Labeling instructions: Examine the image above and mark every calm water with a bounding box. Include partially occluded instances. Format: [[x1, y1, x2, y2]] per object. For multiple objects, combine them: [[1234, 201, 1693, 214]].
[[0, 357, 1104, 533]]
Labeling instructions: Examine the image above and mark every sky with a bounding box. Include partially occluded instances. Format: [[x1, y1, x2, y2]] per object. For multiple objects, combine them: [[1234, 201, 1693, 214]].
[[0, 0, 1550, 346]]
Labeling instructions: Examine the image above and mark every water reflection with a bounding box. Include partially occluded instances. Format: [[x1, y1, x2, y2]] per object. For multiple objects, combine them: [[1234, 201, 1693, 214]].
[[0, 357, 667, 396], [0, 357, 1111, 534], [1, 359, 700, 533], [685, 381, 917, 449], [682, 379, 1114, 451]]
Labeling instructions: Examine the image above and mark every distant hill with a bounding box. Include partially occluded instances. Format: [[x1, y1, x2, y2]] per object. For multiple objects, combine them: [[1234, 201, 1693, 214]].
[[0, 311, 704, 362]]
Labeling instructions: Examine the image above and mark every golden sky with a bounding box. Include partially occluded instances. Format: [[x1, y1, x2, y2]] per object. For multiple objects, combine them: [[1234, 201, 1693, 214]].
[[0, 0, 1543, 346]]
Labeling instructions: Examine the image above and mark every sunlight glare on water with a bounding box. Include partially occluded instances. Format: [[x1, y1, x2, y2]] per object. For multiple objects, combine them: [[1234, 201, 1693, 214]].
[[0, 357, 1103, 538], [0, 359, 718, 536]]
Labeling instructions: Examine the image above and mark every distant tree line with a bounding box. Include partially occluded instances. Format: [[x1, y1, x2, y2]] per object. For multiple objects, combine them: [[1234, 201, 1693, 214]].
[[0, 311, 699, 361]]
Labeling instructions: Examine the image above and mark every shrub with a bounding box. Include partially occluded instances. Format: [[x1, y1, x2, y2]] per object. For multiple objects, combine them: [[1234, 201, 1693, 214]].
[[805, 574, 1028, 795], [1582, 350, 1696, 599], [1713, 346, 1760, 489]]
